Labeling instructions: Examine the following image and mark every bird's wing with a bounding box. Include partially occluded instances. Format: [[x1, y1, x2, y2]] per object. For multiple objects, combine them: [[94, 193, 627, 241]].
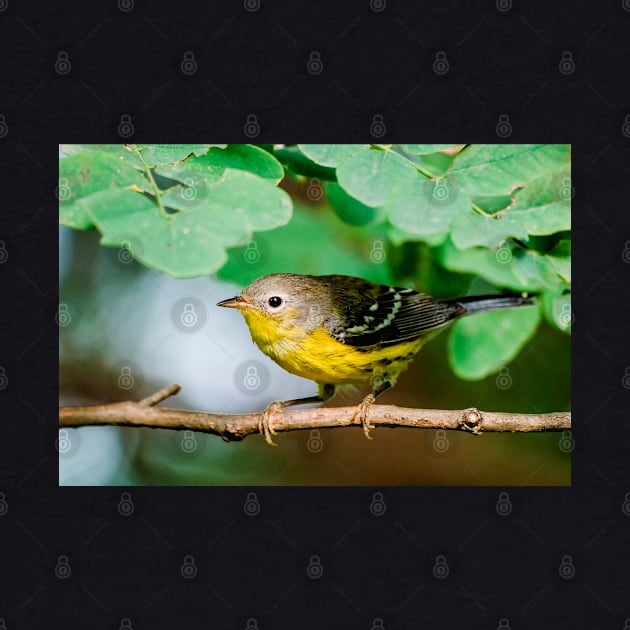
[[325, 282, 466, 347]]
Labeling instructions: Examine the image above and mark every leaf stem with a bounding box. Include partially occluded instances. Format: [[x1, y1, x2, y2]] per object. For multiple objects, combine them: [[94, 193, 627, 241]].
[[131, 144, 170, 219], [471, 202, 494, 217]]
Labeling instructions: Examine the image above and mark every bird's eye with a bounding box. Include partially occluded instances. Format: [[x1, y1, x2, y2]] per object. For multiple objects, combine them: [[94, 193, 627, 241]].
[[268, 296, 283, 308]]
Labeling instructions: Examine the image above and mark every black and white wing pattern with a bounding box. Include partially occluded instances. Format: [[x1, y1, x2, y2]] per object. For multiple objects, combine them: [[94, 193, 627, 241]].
[[325, 281, 466, 348]]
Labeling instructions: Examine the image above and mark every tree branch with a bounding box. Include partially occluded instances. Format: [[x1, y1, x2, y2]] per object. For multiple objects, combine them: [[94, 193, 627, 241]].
[[58, 384, 571, 442]]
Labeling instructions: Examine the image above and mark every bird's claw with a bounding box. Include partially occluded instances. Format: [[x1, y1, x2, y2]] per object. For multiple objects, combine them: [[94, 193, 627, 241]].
[[352, 393, 376, 440], [259, 401, 282, 446]]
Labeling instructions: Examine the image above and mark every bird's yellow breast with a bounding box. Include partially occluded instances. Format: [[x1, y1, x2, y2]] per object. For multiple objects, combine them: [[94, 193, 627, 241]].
[[242, 309, 424, 385]]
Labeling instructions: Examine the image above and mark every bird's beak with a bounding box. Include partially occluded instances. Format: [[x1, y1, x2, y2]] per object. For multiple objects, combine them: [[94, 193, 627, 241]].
[[217, 295, 249, 309]]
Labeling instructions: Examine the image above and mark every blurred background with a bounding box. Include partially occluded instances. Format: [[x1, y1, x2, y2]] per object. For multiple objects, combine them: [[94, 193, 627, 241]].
[[59, 176, 571, 486]]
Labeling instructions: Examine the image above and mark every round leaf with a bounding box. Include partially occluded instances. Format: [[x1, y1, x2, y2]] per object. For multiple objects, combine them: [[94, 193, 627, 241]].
[[78, 189, 224, 276], [61, 144, 145, 170], [137, 144, 222, 166], [542, 289, 572, 334], [273, 146, 337, 181], [161, 169, 292, 232], [337, 148, 418, 207], [298, 144, 363, 167], [448, 302, 541, 380], [82, 170, 292, 278], [451, 210, 529, 249], [436, 238, 543, 292], [388, 177, 471, 237], [449, 144, 570, 196], [184, 145, 284, 182], [325, 182, 385, 226], [507, 168, 571, 235], [59, 152, 151, 229]]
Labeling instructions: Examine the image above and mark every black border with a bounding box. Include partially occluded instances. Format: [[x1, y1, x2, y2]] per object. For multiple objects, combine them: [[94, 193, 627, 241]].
[[2, 0, 629, 627]]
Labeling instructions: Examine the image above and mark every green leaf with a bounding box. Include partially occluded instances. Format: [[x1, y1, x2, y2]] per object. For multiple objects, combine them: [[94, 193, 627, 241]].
[[542, 289, 572, 334], [82, 188, 229, 277], [61, 144, 225, 171], [218, 204, 393, 287], [387, 226, 448, 247], [155, 145, 284, 186], [325, 182, 385, 226], [154, 161, 224, 184], [298, 144, 364, 167], [273, 146, 337, 181], [161, 169, 292, 231], [181, 145, 284, 182], [510, 247, 563, 290], [59, 152, 151, 229], [547, 239, 571, 283], [337, 148, 419, 207], [398, 144, 462, 155], [60, 144, 145, 170], [451, 210, 529, 249], [137, 144, 222, 166], [80, 170, 292, 278], [506, 168, 571, 235], [387, 177, 471, 238], [449, 144, 570, 196], [435, 238, 548, 292], [448, 302, 541, 380], [411, 151, 457, 177]]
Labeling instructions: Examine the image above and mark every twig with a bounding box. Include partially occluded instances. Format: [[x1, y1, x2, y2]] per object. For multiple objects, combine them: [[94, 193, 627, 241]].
[[59, 385, 571, 442]]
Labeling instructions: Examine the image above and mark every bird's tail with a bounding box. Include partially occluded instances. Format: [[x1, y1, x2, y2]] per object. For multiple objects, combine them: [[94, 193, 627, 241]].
[[443, 293, 535, 315]]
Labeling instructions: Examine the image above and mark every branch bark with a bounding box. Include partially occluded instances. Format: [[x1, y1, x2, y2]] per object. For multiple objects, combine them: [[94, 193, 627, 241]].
[[59, 384, 571, 442]]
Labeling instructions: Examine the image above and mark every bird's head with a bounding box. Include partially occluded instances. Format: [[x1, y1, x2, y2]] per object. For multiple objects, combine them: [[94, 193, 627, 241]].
[[217, 273, 329, 341]]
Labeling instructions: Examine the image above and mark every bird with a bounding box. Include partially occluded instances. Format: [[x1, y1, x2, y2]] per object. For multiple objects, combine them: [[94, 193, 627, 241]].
[[218, 273, 534, 445]]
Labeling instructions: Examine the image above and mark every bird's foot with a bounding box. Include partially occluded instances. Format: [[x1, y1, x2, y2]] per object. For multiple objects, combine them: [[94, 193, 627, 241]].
[[259, 401, 283, 446], [352, 393, 376, 440]]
